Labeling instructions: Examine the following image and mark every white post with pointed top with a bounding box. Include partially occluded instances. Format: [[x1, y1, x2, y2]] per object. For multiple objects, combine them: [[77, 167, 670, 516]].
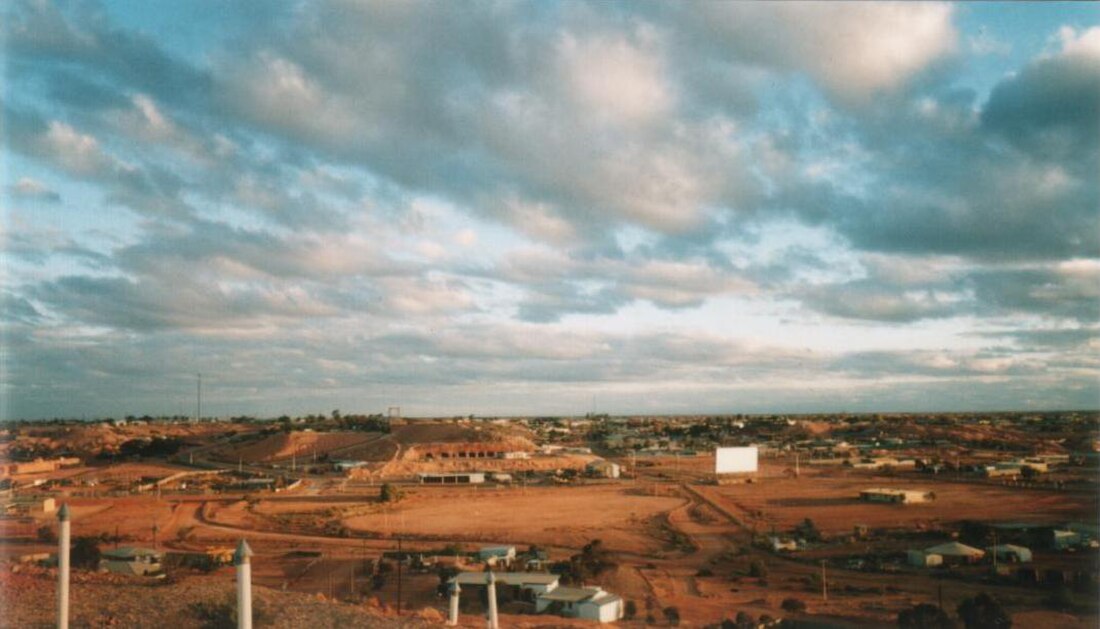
[[486, 571, 499, 629], [57, 503, 71, 629], [447, 581, 461, 626], [234, 539, 253, 629]]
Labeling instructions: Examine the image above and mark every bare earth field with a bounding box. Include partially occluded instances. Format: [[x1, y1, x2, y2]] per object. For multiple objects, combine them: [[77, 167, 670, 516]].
[[344, 484, 685, 555], [701, 469, 1098, 535]]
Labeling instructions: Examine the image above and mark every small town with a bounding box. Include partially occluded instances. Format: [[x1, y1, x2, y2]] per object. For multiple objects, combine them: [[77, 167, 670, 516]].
[[2, 410, 1097, 627]]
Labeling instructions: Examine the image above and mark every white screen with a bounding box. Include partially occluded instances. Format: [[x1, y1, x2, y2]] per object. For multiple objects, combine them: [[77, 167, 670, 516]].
[[715, 446, 758, 473]]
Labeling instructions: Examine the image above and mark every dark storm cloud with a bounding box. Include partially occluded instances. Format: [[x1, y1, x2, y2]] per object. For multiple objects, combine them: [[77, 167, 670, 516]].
[[982, 50, 1100, 164]]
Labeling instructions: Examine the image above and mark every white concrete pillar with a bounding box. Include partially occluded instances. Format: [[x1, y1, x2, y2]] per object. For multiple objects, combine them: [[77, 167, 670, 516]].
[[234, 539, 253, 629], [486, 571, 499, 629], [448, 581, 461, 626], [57, 503, 70, 629]]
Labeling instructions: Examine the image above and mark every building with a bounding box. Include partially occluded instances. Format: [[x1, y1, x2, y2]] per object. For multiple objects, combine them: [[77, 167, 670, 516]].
[[535, 585, 624, 623], [0, 457, 82, 477], [982, 466, 1021, 479], [99, 547, 163, 576], [478, 545, 516, 567], [586, 460, 621, 479], [859, 488, 933, 504], [444, 571, 620, 620], [1050, 529, 1082, 550], [2, 495, 57, 515], [417, 472, 486, 485], [768, 536, 799, 552], [451, 571, 560, 596], [333, 460, 368, 471], [987, 544, 1032, 563], [907, 550, 943, 567], [923, 542, 984, 565]]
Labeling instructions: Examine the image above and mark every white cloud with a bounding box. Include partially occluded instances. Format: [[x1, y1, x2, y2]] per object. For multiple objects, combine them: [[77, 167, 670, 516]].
[[697, 2, 958, 102], [1056, 25, 1100, 60], [41, 121, 112, 175], [556, 29, 673, 125]]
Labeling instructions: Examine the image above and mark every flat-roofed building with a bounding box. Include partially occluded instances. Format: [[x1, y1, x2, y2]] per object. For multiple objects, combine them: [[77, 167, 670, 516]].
[[417, 472, 486, 484], [859, 488, 933, 504], [99, 547, 163, 576]]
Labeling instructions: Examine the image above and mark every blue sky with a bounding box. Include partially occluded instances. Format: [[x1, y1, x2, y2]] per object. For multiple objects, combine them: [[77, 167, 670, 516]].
[[2, 1, 1098, 419]]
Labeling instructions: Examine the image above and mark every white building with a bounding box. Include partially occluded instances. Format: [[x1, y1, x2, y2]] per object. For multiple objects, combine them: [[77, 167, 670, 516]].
[[859, 488, 933, 504], [448, 571, 623, 622], [907, 550, 943, 567], [535, 585, 624, 623], [586, 460, 621, 479], [478, 545, 516, 566]]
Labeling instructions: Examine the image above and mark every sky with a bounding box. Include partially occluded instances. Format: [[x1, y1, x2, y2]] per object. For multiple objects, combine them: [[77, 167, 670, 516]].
[[1, 1, 1098, 420]]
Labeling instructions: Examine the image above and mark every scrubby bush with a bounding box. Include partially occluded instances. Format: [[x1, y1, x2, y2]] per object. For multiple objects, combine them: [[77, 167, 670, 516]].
[[190, 593, 273, 628], [71, 537, 101, 570], [781, 598, 806, 613], [956, 593, 1011, 629], [748, 560, 768, 578], [380, 483, 402, 503], [624, 600, 637, 619], [897, 603, 956, 629]]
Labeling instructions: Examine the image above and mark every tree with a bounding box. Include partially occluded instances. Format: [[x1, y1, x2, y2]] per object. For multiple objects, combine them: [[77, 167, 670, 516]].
[[796, 518, 822, 542], [624, 600, 637, 620], [37, 525, 57, 544], [898, 603, 956, 629], [662, 606, 680, 626], [734, 611, 756, 628], [380, 483, 402, 503], [190, 592, 272, 628], [749, 559, 768, 578], [781, 598, 806, 613], [71, 536, 101, 570], [956, 593, 1011, 629]]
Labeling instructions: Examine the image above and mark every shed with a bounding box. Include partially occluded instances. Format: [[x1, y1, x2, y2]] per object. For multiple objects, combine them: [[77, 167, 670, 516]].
[[924, 542, 984, 564], [99, 547, 163, 576], [907, 550, 943, 567], [987, 544, 1032, 563], [1051, 530, 1081, 550]]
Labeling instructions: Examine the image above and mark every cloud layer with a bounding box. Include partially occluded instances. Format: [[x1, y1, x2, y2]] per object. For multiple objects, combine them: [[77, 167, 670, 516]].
[[2, 1, 1097, 418]]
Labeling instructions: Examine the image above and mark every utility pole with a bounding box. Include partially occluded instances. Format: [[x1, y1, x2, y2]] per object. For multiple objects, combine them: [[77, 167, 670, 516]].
[[57, 504, 71, 629], [992, 530, 998, 573], [820, 560, 828, 602], [152, 522, 158, 550], [196, 373, 202, 422], [235, 540, 253, 629], [396, 537, 403, 616]]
